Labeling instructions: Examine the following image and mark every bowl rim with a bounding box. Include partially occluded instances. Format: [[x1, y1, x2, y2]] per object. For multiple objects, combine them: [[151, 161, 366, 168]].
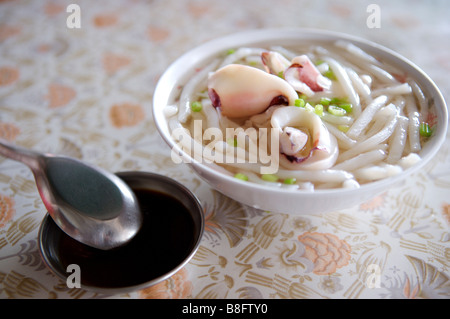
[[38, 171, 205, 294], [153, 27, 448, 198]]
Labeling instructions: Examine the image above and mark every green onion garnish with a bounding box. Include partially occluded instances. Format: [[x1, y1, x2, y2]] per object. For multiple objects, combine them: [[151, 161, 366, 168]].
[[324, 69, 336, 80], [283, 178, 297, 185], [319, 97, 331, 106], [227, 138, 238, 147], [315, 60, 325, 66], [330, 97, 348, 105], [295, 98, 306, 108], [328, 105, 346, 117], [339, 103, 353, 113], [234, 173, 248, 181], [338, 125, 350, 133], [262, 174, 279, 182], [190, 101, 202, 112], [419, 122, 432, 137], [314, 104, 324, 117]]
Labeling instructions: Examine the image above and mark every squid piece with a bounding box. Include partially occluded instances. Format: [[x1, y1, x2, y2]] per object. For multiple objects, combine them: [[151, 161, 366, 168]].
[[261, 51, 291, 76], [284, 55, 332, 97], [271, 106, 339, 170], [262, 52, 332, 97], [207, 64, 298, 118]]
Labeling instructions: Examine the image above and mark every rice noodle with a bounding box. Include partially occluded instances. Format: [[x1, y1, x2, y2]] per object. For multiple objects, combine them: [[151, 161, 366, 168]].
[[178, 59, 220, 123], [405, 94, 421, 152], [324, 57, 361, 115], [386, 116, 409, 164], [371, 83, 412, 97], [333, 149, 386, 171], [347, 95, 388, 139], [337, 104, 399, 162], [219, 47, 266, 67]]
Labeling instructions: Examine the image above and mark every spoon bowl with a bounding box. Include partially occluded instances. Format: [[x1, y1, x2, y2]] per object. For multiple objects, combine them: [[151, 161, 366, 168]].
[[0, 140, 142, 250]]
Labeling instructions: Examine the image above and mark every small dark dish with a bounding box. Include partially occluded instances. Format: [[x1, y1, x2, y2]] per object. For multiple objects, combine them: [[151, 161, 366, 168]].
[[38, 171, 204, 294]]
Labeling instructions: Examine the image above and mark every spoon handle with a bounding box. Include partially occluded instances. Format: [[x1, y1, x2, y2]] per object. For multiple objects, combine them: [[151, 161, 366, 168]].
[[0, 139, 42, 169]]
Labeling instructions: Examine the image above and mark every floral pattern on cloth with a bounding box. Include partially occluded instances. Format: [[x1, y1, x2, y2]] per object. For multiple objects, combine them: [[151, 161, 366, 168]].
[[0, 0, 449, 299]]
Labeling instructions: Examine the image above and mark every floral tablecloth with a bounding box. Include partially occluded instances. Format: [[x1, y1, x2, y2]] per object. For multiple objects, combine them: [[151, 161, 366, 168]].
[[0, 0, 449, 299]]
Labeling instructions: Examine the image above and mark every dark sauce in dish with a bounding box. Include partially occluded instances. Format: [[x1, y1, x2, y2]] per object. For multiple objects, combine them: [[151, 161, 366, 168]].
[[56, 189, 196, 288]]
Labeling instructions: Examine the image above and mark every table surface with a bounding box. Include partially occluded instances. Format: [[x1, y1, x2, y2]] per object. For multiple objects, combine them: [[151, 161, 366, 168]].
[[0, 0, 449, 299]]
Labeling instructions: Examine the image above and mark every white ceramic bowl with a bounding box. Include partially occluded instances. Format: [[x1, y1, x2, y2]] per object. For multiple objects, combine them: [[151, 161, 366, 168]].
[[153, 28, 448, 214]]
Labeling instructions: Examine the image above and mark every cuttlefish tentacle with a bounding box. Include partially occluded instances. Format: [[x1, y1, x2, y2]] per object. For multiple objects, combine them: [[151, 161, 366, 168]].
[[271, 106, 338, 170]]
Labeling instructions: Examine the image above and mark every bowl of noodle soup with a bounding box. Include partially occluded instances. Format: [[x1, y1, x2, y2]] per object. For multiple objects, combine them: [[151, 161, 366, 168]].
[[153, 28, 447, 214]]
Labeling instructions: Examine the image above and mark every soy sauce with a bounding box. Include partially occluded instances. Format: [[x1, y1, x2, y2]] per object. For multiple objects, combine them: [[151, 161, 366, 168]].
[[56, 188, 196, 288]]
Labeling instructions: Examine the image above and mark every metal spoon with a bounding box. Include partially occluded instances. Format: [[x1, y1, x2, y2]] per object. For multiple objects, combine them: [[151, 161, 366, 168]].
[[0, 139, 142, 250]]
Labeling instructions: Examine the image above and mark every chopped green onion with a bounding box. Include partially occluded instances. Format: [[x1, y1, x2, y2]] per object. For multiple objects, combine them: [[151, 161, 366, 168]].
[[328, 105, 346, 117], [226, 49, 236, 55], [319, 97, 331, 106], [324, 69, 336, 80], [330, 97, 348, 105], [227, 137, 238, 147], [262, 174, 279, 182], [277, 71, 284, 79], [234, 173, 248, 181], [305, 103, 315, 113], [191, 101, 202, 112], [294, 98, 306, 108], [338, 125, 350, 133], [283, 178, 297, 185], [419, 122, 432, 137], [314, 104, 324, 117], [315, 59, 325, 66], [339, 103, 353, 113]]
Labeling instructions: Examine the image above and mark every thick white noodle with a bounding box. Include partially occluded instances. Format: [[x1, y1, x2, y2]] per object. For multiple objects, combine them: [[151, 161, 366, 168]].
[[338, 104, 399, 162], [391, 96, 406, 113], [371, 83, 412, 97], [367, 64, 398, 84], [334, 41, 380, 65], [202, 99, 221, 130], [235, 129, 261, 163], [410, 81, 428, 122], [386, 116, 409, 164], [206, 140, 250, 163], [171, 117, 245, 165], [270, 45, 298, 60], [323, 122, 356, 150], [346, 67, 371, 101], [246, 172, 283, 187], [321, 113, 354, 125], [405, 94, 421, 152], [219, 47, 266, 67], [178, 59, 220, 123], [324, 58, 361, 115], [333, 149, 386, 171], [275, 168, 353, 183], [398, 153, 421, 169], [353, 164, 403, 181], [346, 95, 388, 139]]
